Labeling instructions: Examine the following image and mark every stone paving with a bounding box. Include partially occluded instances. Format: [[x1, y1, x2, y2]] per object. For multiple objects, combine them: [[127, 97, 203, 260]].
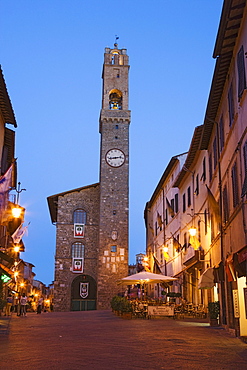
[[1, 310, 247, 369]]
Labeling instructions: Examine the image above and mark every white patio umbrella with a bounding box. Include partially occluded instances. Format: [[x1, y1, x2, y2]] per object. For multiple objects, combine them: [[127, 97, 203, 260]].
[[118, 270, 178, 285]]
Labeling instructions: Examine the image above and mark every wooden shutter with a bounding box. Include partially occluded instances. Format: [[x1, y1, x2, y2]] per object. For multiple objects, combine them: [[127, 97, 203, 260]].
[[237, 45, 246, 98], [231, 162, 239, 208]]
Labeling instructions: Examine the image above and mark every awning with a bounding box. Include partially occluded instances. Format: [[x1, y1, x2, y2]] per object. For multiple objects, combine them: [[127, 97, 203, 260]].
[[198, 267, 215, 289], [0, 263, 14, 276]]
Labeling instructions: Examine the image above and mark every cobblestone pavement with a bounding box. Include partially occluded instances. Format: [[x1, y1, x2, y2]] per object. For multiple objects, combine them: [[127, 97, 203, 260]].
[[1, 310, 247, 370]]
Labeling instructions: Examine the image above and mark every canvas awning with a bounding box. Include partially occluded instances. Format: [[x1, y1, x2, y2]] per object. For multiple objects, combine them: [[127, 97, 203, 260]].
[[198, 267, 215, 289]]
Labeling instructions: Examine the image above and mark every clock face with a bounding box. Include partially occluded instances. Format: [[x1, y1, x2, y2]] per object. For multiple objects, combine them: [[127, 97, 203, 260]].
[[105, 149, 125, 167]]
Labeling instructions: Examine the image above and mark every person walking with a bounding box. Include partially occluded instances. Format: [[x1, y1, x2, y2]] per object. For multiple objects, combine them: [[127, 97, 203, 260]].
[[37, 297, 43, 314], [5, 293, 13, 316], [20, 293, 28, 317]]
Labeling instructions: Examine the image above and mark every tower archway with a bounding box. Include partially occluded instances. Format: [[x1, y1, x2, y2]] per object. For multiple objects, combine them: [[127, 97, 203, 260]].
[[109, 89, 122, 110], [71, 274, 97, 311]]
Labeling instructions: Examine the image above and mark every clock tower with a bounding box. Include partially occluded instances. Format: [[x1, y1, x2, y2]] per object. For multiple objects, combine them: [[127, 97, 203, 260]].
[[97, 43, 131, 309]]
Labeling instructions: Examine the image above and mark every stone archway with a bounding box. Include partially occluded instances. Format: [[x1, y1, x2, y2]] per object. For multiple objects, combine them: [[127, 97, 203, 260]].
[[71, 274, 97, 311]]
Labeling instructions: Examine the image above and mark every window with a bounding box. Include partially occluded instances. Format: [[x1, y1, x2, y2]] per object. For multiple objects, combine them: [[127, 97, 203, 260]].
[[211, 214, 215, 241], [183, 193, 186, 213], [219, 116, 224, 152], [204, 209, 208, 235], [73, 209, 86, 224], [111, 245, 117, 253], [109, 89, 122, 110], [175, 193, 179, 213], [187, 186, 191, 207], [183, 232, 187, 249], [243, 140, 247, 171], [231, 162, 239, 207], [197, 220, 201, 242], [223, 185, 229, 223], [241, 141, 247, 198], [71, 242, 84, 258], [228, 83, 234, 127], [195, 174, 199, 196], [171, 198, 175, 214], [237, 45, 246, 98], [213, 137, 218, 170], [201, 157, 206, 182], [209, 153, 213, 182]]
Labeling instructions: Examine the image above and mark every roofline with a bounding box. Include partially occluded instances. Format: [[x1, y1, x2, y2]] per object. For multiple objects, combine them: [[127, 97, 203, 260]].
[[47, 182, 100, 223], [173, 125, 203, 188], [0, 66, 17, 128], [200, 0, 246, 149]]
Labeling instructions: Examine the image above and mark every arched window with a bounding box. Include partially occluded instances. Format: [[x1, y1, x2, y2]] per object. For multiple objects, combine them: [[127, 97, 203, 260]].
[[71, 242, 84, 258], [109, 89, 122, 110], [73, 209, 86, 224]]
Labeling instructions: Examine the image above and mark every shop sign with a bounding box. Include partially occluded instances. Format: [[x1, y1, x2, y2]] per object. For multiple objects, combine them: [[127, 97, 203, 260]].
[[232, 289, 240, 318], [148, 305, 174, 317]]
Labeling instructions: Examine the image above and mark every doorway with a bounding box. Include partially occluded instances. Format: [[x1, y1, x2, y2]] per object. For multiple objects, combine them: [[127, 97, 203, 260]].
[[71, 274, 97, 311]]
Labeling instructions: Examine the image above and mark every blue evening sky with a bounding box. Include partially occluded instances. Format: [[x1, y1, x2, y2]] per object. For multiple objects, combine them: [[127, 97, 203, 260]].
[[1, 0, 223, 285]]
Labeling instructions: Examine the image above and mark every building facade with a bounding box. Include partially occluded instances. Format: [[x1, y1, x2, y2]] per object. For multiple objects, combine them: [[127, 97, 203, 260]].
[[145, 0, 247, 337], [0, 67, 30, 308], [48, 43, 130, 311]]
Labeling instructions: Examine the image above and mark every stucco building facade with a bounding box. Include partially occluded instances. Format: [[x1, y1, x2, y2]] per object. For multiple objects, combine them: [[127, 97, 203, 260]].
[[145, 0, 247, 338]]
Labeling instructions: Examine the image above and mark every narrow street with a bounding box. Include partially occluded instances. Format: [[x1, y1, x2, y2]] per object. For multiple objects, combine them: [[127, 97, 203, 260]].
[[1, 310, 247, 369]]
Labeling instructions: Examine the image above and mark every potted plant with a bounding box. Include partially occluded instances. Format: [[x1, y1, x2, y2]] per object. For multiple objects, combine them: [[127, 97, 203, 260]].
[[208, 301, 220, 326], [120, 297, 133, 319], [110, 296, 122, 315]]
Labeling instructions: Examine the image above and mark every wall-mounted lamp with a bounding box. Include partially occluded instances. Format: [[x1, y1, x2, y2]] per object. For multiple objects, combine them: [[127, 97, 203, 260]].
[[189, 226, 197, 236], [12, 206, 22, 218]]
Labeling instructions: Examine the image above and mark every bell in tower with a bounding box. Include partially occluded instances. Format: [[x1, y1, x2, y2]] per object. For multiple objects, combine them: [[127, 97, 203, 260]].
[[109, 89, 122, 110]]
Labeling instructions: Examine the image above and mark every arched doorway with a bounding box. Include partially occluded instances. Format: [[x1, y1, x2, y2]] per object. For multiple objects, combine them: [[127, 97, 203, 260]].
[[71, 274, 97, 311]]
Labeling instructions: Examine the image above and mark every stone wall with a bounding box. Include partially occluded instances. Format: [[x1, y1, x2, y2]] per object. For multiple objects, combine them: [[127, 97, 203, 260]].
[[53, 184, 100, 311]]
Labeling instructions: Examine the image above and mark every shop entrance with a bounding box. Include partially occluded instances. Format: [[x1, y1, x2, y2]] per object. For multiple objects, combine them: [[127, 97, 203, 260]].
[[71, 274, 97, 311]]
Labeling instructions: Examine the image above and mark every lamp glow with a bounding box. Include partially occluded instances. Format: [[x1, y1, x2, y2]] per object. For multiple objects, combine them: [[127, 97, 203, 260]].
[[14, 245, 20, 253], [189, 227, 197, 236], [12, 207, 22, 218]]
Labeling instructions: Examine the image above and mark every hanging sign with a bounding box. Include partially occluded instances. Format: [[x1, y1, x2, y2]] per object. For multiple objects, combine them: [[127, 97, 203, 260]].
[[72, 258, 84, 273], [232, 289, 240, 318], [74, 224, 85, 238], [80, 282, 89, 299]]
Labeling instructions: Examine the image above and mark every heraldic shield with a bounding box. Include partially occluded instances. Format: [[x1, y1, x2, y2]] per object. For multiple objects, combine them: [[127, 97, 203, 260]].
[[80, 282, 89, 299], [71, 275, 97, 311]]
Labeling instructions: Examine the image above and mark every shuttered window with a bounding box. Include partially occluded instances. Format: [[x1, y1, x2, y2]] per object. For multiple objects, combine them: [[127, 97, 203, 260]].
[[219, 116, 224, 152], [201, 157, 206, 182], [187, 186, 191, 207], [209, 153, 213, 182], [237, 45, 246, 98], [1, 128, 15, 175], [228, 83, 234, 127], [183, 193, 186, 213], [223, 185, 229, 223], [243, 140, 247, 171], [231, 162, 239, 208], [213, 137, 218, 170], [175, 193, 179, 213]]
